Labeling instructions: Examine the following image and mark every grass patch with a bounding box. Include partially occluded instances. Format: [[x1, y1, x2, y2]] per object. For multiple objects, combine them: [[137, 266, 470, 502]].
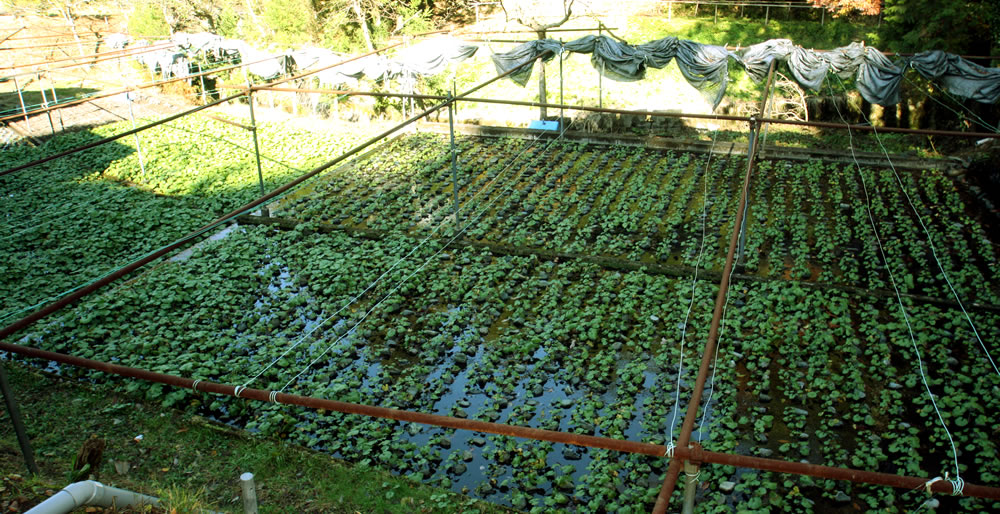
[[0, 362, 510, 513]]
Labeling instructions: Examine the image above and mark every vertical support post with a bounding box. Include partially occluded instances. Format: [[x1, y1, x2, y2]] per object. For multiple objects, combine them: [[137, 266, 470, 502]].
[[598, 24, 603, 109], [198, 63, 206, 105], [681, 460, 699, 514], [599, 61, 605, 109], [714, 5, 718, 24], [537, 29, 547, 119], [240, 472, 258, 514], [13, 76, 31, 133], [448, 95, 459, 228], [48, 72, 64, 131], [559, 39, 564, 129], [668, 1, 672, 20], [38, 75, 55, 136], [126, 92, 147, 175], [0, 363, 38, 476], [651, 59, 777, 514], [247, 85, 268, 217], [821, 9, 825, 26], [765, 6, 770, 25]]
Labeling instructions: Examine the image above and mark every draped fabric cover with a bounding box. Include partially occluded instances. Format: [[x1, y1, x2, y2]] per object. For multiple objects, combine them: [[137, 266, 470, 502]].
[[492, 35, 1000, 108], [124, 31, 999, 108]]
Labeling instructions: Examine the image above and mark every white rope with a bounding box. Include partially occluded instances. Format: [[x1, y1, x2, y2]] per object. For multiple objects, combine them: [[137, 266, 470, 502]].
[[234, 385, 246, 398], [827, 79, 963, 484], [191, 379, 202, 391], [949, 474, 965, 496], [666, 130, 718, 445], [923, 476, 943, 494], [664, 441, 676, 458], [240, 133, 543, 388], [268, 390, 278, 403], [922, 472, 964, 496], [278, 122, 571, 392], [837, 76, 1000, 379]]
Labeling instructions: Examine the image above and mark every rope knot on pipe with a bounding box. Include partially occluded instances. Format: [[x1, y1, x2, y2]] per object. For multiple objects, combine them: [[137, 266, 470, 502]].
[[948, 473, 965, 496], [924, 473, 965, 496], [664, 442, 675, 458]]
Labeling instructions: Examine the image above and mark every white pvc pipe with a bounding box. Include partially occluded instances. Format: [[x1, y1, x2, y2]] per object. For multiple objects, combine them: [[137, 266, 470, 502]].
[[26, 480, 160, 514]]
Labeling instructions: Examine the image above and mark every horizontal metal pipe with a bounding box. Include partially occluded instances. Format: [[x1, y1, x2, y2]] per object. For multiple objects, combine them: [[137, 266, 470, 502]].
[[680, 446, 1000, 499], [0, 106, 444, 342], [0, 53, 282, 124], [454, 27, 617, 35], [0, 93, 246, 177], [213, 87, 1000, 139], [0, 340, 663, 456], [457, 97, 1000, 138], [262, 41, 404, 89], [0, 41, 178, 82], [221, 84, 447, 101], [0, 56, 540, 342], [1, 40, 177, 70], [0, 49, 548, 334], [0, 35, 103, 51], [1, 339, 998, 500]]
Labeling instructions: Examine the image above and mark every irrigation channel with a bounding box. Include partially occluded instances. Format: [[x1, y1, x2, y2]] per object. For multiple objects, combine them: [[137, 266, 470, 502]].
[[1, 37, 1000, 512]]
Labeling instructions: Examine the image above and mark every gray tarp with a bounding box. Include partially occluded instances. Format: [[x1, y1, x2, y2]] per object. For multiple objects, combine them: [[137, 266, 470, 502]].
[[855, 46, 903, 106], [739, 40, 904, 105], [492, 35, 733, 108], [490, 39, 562, 86], [395, 37, 478, 77], [311, 39, 476, 87], [909, 50, 1000, 104], [126, 31, 998, 107]]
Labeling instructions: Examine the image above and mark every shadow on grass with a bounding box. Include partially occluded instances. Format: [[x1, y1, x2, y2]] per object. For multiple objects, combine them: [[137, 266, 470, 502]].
[[0, 86, 102, 118]]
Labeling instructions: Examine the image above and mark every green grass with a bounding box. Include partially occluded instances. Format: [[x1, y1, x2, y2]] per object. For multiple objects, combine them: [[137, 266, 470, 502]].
[[0, 362, 511, 513], [621, 14, 879, 49]]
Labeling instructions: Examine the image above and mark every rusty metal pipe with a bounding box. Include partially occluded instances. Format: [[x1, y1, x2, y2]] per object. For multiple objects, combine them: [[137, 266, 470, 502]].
[[0, 27, 26, 45], [0, 54, 538, 337], [260, 42, 404, 89], [0, 102, 442, 341], [207, 86, 1000, 139], [0, 53, 293, 124], [1, 40, 176, 70], [1, 41, 178, 82], [454, 27, 616, 35], [1, 340, 999, 500], [0, 93, 247, 177], [652, 60, 777, 514], [677, 446, 1000, 499], [0, 36, 103, 50], [453, 97, 1000, 139]]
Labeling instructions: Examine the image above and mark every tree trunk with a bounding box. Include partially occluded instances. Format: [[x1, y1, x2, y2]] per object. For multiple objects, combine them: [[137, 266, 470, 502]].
[[62, 7, 86, 65], [353, 0, 375, 52], [537, 30, 547, 119], [244, 0, 268, 38]]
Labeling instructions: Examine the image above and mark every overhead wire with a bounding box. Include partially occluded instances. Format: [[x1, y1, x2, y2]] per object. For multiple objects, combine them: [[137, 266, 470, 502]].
[[900, 74, 999, 134], [276, 121, 571, 393], [241, 115, 558, 389], [827, 78, 964, 492], [836, 75, 1000, 378], [697, 156, 747, 442], [665, 129, 718, 444]]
